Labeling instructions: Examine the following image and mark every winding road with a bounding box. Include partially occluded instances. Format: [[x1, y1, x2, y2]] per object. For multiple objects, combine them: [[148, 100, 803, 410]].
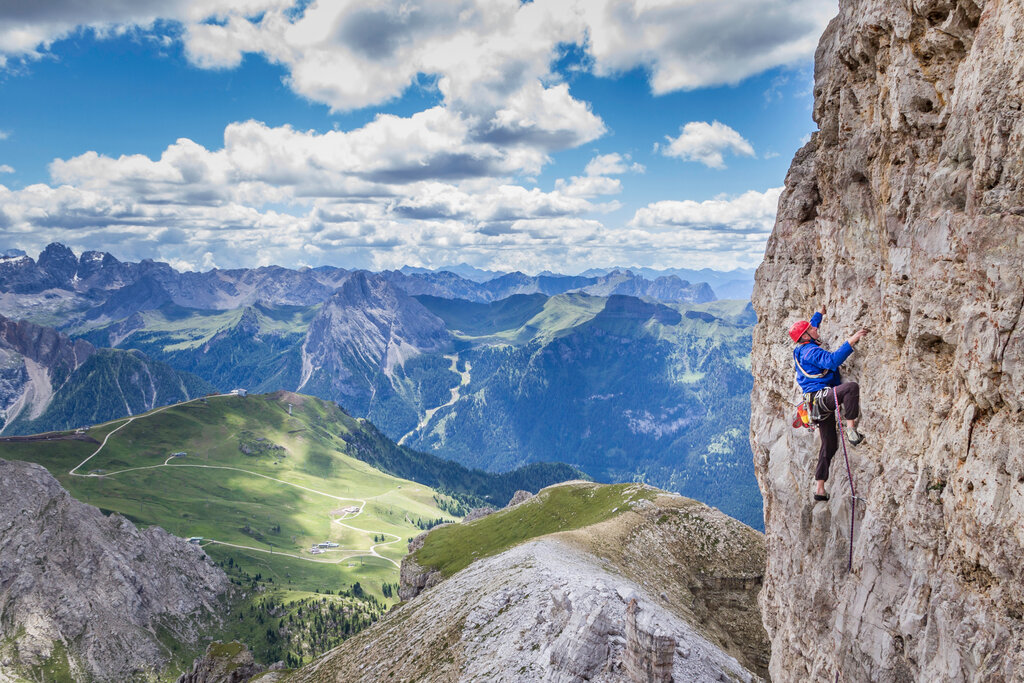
[[67, 395, 410, 567]]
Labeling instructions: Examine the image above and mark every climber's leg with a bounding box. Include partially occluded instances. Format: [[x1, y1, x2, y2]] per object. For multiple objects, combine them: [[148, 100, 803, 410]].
[[814, 413, 838, 498]]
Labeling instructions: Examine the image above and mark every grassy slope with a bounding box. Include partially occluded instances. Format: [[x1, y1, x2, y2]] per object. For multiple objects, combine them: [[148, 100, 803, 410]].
[[413, 482, 657, 577], [0, 393, 454, 670], [1, 393, 448, 573]]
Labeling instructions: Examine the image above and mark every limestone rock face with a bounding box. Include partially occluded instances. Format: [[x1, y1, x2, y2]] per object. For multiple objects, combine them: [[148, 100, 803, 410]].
[[751, 0, 1024, 681], [0, 459, 231, 681]]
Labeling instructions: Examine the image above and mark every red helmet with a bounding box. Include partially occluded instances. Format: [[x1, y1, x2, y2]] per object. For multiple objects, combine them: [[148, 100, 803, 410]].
[[789, 320, 811, 343]]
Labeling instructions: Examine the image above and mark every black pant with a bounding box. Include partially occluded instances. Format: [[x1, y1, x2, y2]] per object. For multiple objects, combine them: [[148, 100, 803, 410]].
[[815, 382, 860, 481]]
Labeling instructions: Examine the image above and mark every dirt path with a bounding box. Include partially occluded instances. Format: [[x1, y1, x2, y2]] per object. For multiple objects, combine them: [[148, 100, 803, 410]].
[[67, 396, 410, 567], [398, 354, 472, 445]]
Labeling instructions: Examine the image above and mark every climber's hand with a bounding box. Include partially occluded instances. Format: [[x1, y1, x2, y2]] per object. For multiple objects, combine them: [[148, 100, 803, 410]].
[[848, 328, 868, 345]]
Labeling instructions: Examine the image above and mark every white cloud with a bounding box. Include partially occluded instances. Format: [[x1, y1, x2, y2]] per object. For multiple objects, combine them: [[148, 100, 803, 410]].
[[626, 187, 782, 267], [0, 0, 830, 273], [0, 173, 780, 274], [0, 0, 290, 60], [630, 188, 781, 232], [0, 130, 9, 140], [555, 152, 643, 198], [583, 0, 837, 93], [0, 165, 13, 173], [2, 1, 836, 110], [583, 153, 644, 177], [661, 121, 755, 169]]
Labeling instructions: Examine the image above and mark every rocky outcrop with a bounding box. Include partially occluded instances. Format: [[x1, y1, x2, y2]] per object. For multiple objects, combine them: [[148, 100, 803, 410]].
[[506, 489, 534, 507], [751, 0, 1024, 681], [624, 599, 675, 683], [176, 642, 265, 683], [398, 530, 445, 602], [293, 491, 767, 682], [0, 458, 231, 680]]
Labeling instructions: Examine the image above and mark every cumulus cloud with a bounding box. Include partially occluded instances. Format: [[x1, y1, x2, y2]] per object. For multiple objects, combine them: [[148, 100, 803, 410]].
[[631, 188, 781, 231], [626, 187, 783, 266], [0, 0, 289, 60], [555, 152, 643, 198], [2, 1, 835, 108], [0, 112, 626, 273], [0, 0, 823, 272], [0, 165, 13, 173], [0, 130, 9, 140], [660, 121, 755, 169], [583, 0, 836, 93], [175, 0, 834, 110]]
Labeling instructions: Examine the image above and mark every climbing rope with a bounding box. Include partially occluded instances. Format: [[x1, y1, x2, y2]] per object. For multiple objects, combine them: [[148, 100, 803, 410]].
[[833, 385, 857, 572]]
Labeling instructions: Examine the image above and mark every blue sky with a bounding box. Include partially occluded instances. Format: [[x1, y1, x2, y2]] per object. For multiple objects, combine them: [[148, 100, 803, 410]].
[[0, 1, 837, 274]]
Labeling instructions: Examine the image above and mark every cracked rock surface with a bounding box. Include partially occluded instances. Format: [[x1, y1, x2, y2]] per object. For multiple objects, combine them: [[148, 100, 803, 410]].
[[751, 0, 1024, 681]]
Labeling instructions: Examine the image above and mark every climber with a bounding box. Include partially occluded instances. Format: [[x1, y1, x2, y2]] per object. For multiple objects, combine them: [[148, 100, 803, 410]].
[[789, 305, 869, 502]]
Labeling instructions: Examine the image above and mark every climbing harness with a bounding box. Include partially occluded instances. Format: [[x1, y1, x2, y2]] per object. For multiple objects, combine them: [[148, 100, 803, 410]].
[[834, 385, 857, 573]]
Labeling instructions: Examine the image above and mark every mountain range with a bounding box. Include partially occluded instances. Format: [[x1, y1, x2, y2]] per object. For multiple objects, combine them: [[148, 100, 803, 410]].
[[0, 244, 716, 327], [0, 244, 760, 528]]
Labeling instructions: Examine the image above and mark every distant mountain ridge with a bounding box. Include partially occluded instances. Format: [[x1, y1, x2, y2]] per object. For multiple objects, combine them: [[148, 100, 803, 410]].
[[0, 244, 732, 329]]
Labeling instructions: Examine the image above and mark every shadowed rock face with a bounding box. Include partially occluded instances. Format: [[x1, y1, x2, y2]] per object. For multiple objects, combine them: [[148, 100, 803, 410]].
[[751, 0, 1024, 681], [0, 314, 94, 377], [0, 459, 231, 681]]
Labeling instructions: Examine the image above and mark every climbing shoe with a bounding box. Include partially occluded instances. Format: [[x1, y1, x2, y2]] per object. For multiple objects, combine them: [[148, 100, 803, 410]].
[[813, 493, 830, 502], [847, 429, 865, 446]]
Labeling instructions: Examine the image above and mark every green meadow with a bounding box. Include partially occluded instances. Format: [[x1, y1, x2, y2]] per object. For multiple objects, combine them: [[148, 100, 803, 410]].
[[0, 392, 458, 665], [413, 482, 656, 578]]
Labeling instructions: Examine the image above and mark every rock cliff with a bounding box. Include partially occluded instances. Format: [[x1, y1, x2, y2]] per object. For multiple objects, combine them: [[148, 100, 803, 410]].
[[751, 0, 1024, 680], [0, 458, 231, 680]]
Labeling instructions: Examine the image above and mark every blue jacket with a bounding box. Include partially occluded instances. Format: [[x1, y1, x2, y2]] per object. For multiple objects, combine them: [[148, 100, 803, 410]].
[[793, 311, 853, 392]]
